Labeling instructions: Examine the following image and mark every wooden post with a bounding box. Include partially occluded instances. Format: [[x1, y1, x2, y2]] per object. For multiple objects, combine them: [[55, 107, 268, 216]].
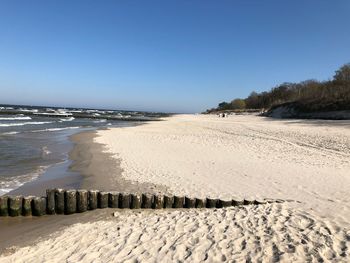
[[77, 190, 88, 213], [8, 196, 23, 217], [55, 189, 65, 214], [119, 193, 131, 209], [195, 198, 206, 208], [141, 193, 153, 209], [232, 198, 244, 206], [0, 196, 8, 216], [98, 192, 108, 209], [131, 194, 142, 209], [108, 192, 119, 208], [88, 190, 99, 210], [243, 198, 255, 205], [163, 195, 174, 208], [255, 199, 267, 205], [22, 196, 34, 216], [32, 197, 46, 216], [185, 197, 196, 208], [46, 189, 56, 214], [206, 198, 218, 208], [65, 190, 77, 215], [173, 196, 184, 208], [153, 195, 164, 209], [218, 199, 232, 208]]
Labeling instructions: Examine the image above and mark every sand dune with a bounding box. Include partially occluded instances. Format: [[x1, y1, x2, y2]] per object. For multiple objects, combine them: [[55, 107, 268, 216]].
[[1, 115, 349, 262]]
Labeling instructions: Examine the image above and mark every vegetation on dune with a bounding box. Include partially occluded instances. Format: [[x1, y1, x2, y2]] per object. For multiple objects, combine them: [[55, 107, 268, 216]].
[[206, 63, 350, 113]]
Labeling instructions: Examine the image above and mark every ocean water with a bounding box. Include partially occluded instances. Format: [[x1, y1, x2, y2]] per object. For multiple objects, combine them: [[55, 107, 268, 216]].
[[0, 105, 162, 195]]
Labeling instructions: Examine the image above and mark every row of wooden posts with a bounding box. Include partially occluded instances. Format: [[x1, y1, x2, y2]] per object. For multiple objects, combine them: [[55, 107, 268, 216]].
[[0, 189, 280, 217]]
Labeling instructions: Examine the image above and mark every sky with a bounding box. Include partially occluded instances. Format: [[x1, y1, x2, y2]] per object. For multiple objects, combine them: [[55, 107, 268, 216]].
[[0, 1, 349, 113]]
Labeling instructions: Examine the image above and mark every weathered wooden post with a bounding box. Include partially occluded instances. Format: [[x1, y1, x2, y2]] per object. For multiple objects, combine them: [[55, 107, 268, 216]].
[[88, 190, 99, 210], [255, 198, 267, 205], [0, 196, 8, 216], [22, 196, 34, 216], [65, 190, 77, 215], [55, 189, 65, 214], [98, 192, 109, 209], [243, 198, 255, 205], [32, 197, 46, 216], [163, 195, 174, 208], [108, 192, 119, 208], [141, 193, 153, 209], [77, 190, 88, 213], [119, 193, 131, 209], [153, 195, 164, 209], [206, 198, 218, 208], [232, 198, 244, 206], [46, 189, 56, 214], [173, 196, 184, 208], [131, 194, 142, 209], [218, 199, 232, 208], [184, 197, 196, 208], [195, 198, 206, 208], [8, 196, 23, 217]]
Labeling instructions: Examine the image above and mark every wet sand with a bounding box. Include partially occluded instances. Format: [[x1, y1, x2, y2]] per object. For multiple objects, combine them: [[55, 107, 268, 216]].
[[0, 128, 168, 254], [69, 130, 168, 194]]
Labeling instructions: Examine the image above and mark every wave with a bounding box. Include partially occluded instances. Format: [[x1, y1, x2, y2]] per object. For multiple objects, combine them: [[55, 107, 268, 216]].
[[0, 121, 53, 127], [30, 126, 80, 133], [1, 131, 20, 135], [93, 119, 107, 123], [35, 112, 72, 116], [60, 117, 75, 122], [0, 165, 49, 196], [0, 116, 32, 120]]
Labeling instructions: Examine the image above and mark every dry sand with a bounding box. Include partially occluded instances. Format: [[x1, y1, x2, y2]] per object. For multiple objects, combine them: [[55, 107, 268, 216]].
[[1, 114, 350, 262]]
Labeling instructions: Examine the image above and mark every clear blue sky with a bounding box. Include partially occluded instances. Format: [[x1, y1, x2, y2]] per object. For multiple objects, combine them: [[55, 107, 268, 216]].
[[0, 1, 349, 113]]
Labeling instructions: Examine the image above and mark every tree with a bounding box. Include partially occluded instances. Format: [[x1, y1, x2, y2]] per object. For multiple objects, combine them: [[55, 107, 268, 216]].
[[334, 63, 350, 82], [245, 91, 259, 109], [231, 99, 246, 109], [218, 102, 231, 110], [206, 62, 350, 113]]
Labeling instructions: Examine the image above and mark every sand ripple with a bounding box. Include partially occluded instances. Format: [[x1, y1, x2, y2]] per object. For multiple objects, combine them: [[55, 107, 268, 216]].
[[1, 204, 349, 262]]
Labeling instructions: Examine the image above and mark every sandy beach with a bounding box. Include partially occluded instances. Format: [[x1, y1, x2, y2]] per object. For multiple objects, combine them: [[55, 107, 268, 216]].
[[1, 114, 350, 262]]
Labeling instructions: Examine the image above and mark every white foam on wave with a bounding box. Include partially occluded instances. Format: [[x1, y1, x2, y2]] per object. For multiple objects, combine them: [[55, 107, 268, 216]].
[[93, 119, 107, 123], [1, 131, 20, 135], [42, 146, 51, 156], [19, 108, 38, 113], [0, 116, 32, 120], [0, 165, 49, 196], [31, 126, 80, 133], [0, 121, 53, 127], [60, 117, 75, 122], [35, 112, 73, 116]]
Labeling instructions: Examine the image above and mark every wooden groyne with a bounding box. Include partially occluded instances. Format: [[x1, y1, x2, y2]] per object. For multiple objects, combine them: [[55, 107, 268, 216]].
[[0, 189, 284, 217]]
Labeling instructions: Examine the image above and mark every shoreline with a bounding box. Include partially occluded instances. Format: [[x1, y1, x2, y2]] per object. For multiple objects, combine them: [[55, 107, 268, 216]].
[[69, 129, 169, 194], [8, 123, 168, 197], [0, 124, 169, 253], [1, 115, 349, 261]]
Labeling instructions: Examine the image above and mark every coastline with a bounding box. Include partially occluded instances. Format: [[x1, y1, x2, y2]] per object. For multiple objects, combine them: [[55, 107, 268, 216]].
[[0, 125, 169, 253], [69, 129, 168, 194], [1, 115, 349, 261]]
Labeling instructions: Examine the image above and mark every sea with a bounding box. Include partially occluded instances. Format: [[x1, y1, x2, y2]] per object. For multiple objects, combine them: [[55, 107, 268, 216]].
[[0, 104, 165, 195]]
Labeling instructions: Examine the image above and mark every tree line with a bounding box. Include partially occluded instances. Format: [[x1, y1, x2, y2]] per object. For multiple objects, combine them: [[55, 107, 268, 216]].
[[206, 63, 350, 113]]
